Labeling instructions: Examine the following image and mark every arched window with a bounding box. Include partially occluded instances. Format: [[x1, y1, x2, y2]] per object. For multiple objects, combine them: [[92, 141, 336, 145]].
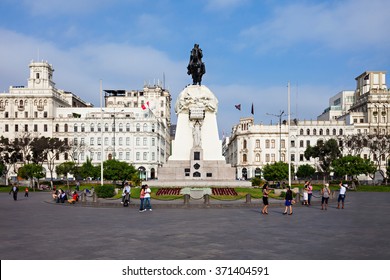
[[319, 129, 323, 135], [105, 123, 109, 132], [306, 129, 310, 135], [243, 140, 247, 149], [126, 123, 130, 132], [97, 123, 101, 132], [313, 129, 317, 135], [243, 154, 247, 162], [300, 129, 304, 135], [326, 129, 330, 135], [136, 123, 140, 132], [339, 129, 343, 135], [333, 129, 336, 135], [64, 124, 68, 132], [255, 153, 260, 162], [119, 123, 123, 132], [74, 124, 78, 132], [90, 123, 95, 132], [81, 123, 85, 132], [55, 124, 59, 132], [143, 123, 148, 132]]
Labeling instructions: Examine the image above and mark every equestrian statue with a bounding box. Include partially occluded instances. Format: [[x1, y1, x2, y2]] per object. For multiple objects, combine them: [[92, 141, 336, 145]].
[[187, 44, 206, 85]]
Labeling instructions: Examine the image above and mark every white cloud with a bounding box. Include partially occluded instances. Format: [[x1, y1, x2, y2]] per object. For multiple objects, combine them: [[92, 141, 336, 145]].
[[204, 0, 250, 11], [240, 0, 390, 53], [0, 28, 186, 107], [20, 0, 122, 16]]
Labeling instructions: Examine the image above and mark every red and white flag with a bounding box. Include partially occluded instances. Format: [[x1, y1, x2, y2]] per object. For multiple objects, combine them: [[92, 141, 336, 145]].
[[141, 101, 150, 110]]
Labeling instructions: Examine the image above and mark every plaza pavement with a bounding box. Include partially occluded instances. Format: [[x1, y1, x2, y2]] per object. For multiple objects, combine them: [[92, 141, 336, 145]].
[[0, 191, 389, 260]]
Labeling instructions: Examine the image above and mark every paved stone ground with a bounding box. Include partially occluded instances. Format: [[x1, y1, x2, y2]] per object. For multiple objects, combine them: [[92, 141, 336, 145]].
[[0, 192, 389, 260]]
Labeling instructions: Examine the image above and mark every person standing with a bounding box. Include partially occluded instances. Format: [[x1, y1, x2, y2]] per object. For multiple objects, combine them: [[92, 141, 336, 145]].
[[9, 184, 19, 201], [307, 181, 313, 206], [283, 186, 294, 215], [144, 184, 152, 211], [261, 183, 270, 215], [139, 185, 146, 212], [321, 183, 331, 210], [24, 187, 29, 198], [303, 181, 309, 205], [337, 181, 347, 209]]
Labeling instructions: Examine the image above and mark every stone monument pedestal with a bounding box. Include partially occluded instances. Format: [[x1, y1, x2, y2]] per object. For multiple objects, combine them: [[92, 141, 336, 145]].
[[156, 85, 250, 187]]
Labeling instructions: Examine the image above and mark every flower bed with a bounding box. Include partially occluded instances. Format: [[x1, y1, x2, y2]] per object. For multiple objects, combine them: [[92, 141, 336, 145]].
[[156, 188, 182, 196], [211, 187, 238, 196]]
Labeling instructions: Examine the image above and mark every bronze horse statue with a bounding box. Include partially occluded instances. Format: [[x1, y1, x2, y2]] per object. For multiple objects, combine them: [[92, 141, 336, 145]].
[[187, 44, 206, 85]]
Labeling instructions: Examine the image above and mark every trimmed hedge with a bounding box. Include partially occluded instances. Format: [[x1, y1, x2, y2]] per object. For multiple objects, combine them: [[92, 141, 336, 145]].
[[94, 185, 115, 198]]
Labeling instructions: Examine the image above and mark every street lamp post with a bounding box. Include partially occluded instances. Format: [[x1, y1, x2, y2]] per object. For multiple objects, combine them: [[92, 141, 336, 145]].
[[266, 110, 287, 162]]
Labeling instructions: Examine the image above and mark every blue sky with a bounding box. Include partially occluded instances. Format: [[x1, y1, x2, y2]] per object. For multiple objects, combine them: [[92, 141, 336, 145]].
[[1, 0, 389, 136]]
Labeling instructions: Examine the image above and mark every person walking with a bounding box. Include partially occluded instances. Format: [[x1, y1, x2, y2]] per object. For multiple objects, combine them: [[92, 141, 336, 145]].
[[321, 183, 331, 210], [283, 186, 294, 215], [24, 187, 29, 198], [144, 184, 152, 211], [261, 183, 270, 215], [139, 185, 146, 212], [337, 181, 347, 209], [9, 184, 19, 201]]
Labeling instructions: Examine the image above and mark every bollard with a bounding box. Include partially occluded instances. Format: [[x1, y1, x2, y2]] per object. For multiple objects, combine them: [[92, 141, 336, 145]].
[[184, 194, 190, 205], [245, 193, 251, 203], [92, 192, 98, 203], [204, 194, 210, 205], [81, 192, 86, 202]]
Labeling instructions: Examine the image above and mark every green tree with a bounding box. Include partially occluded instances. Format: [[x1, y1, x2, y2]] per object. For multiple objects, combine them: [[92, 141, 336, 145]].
[[103, 160, 140, 185], [79, 157, 99, 179], [0, 136, 23, 185], [332, 155, 376, 182], [263, 162, 289, 182], [56, 161, 77, 189], [18, 163, 45, 190], [296, 164, 316, 180], [305, 139, 341, 177]]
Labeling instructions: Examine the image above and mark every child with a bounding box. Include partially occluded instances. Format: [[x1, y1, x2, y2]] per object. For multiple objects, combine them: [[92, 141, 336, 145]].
[[25, 187, 29, 197]]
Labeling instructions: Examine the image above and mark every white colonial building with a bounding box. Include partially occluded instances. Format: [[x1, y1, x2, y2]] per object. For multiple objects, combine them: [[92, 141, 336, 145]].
[[225, 70, 389, 180], [0, 60, 171, 181]]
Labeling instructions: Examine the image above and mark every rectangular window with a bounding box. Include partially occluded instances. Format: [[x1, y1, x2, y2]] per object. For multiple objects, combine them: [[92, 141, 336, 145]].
[[143, 152, 147, 160], [266, 154, 270, 162], [126, 137, 130, 146], [126, 152, 130, 160], [119, 152, 123, 160], [136, 152, 140, 161], [97, 137, 101, 146], [206, 173, 212, 177], [25, 124, 28, 132], [194, 152, 200, 160], [97, 152, 101, 161], [281, 140, 285, 149], [152, 138, 155, 146], [34, 112, 38, 118], [266, 140, 270, 148], [15, 124, 18, 132], [5, 124, 9, 132], [271, 154, 275, 162], [143, 137, 147, 146], [291, 154, 295, 162], [306, 140, 310, 147], [185, 168, 190, 177], [152, 152, 155, 161], [81, 138, 85, 145], [44, 112, 48, 118], [104, 137, 108, 146], [291, 140, 295, 148], [300, 154, 304, 161], [90, 138, 94, 146]]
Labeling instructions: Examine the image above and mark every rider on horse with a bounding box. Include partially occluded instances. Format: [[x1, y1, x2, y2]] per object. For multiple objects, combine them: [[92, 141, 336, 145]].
[[187, 44, 206, 85]]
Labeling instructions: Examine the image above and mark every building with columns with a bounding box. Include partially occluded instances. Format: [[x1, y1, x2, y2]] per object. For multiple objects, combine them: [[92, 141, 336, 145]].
[[0, 60, 171, 181], [225, 71, 389, 180]]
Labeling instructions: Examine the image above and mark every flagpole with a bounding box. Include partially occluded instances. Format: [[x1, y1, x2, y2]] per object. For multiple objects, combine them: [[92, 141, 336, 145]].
[[288, 81, 291, 187], [100, 79, 104, 186]]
